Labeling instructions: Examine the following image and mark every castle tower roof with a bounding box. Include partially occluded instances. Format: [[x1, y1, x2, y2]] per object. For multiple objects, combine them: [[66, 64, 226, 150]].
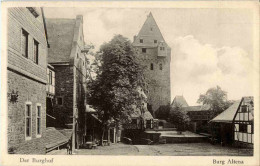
[[133, 12, 166, 47]]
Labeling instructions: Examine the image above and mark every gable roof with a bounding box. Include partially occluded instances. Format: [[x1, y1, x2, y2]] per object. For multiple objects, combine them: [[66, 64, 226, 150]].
[[210, 100, 240, 123], [46, 18, 76, 63], [133, 12, 166, 47], [171, 96, 189, 107]]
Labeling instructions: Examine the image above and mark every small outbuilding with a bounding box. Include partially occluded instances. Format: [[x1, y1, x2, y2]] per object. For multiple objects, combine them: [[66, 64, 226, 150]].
[[210, 96, 254, 147]]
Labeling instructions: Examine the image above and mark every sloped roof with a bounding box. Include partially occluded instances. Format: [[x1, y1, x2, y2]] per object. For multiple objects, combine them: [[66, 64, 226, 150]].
[[143, 111, 153, 119], [183, 105, 211, 112], [171, 96, 189, 107], [44, 127, 69, 150], [211, 101, 240, 123], [46, 18, 76, 63], [131, 108, 153, 120], [133, 12, 166, 47], [57, 128, 73, 140]]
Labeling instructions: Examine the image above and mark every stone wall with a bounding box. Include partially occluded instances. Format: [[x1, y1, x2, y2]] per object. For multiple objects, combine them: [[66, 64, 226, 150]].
[[52, 65, 74, 127], [136, 46, 171, 115], [8, 71, 47, 154]]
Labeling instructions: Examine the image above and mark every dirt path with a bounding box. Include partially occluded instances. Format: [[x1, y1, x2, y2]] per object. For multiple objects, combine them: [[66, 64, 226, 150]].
[[48, 143, 253, 156]]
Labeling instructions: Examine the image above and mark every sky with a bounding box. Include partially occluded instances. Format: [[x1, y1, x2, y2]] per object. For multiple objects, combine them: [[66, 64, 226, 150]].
[[44, 7, 255, 105]]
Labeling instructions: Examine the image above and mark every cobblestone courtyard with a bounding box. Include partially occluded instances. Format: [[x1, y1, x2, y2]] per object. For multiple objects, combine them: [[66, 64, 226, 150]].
[[48, 143, 253, 156]]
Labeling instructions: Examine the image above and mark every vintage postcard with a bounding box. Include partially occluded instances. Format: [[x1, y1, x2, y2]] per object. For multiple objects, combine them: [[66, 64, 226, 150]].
[[1, 1, 259, 166]]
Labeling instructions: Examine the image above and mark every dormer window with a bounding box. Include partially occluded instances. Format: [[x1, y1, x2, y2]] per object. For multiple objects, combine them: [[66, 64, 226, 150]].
[[142, 48, 146, 53], [140, 39, 143, 43], [154, 40, 157, 44]]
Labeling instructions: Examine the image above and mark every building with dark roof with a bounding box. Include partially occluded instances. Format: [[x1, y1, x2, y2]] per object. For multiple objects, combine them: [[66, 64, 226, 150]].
[[171, 95, 189, 107], [171, 96, 211, 133], [133, 12, 171, 117], [46, 15, 89, 152]]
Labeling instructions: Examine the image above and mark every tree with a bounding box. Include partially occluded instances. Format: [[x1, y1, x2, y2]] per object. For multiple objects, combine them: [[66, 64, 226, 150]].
[[155, 104, 171, 121], [169, 103, 190, 134], [87, 35, 147, 144], [197, 86, 233, 118]]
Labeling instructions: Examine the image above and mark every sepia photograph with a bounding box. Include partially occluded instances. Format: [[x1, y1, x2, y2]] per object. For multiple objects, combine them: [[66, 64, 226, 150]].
[[1, 1, 259, 166]]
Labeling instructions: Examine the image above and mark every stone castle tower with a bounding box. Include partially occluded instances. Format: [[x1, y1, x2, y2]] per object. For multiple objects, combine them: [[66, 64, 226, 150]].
[[133, 12, 171, 117]]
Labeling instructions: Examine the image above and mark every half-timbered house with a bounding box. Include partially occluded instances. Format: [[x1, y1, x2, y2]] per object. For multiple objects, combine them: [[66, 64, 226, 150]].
[[233, 96, 254, 147]]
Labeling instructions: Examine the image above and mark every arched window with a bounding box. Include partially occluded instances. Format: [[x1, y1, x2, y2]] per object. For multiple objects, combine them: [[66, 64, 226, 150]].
[[159, 64, 162, 70], [150, 63, 154, 70]]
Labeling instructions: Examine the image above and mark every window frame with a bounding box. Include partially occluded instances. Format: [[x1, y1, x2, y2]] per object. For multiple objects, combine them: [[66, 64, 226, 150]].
[[21, 29, 29, 58], [56, 96, 63, 106], [36, 103, 42, 138], [25, 102, 32, 140], [150, 63, 154, 70], [49, 71, 53, 85], [33, 39, 39, 64], [154, 40, 157, 44], [140, 39, 143, 43], [241, 105, 247, 113], [142, 48, 146, 53], [239, 124, 247, 133], [159, 64, 162, 70]]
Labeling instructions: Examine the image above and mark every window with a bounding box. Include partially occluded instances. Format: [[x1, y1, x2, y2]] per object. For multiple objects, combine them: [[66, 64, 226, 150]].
[[140, 39, 143, 43], [241, 105, 247, 113], [25, 103, 32, 139], [160, 47, 165, 51], [56, 97, 63, 106], [150, 27, 153, 31], [239, 124, 247, 133], [131, 119, 137, 124], [33, 40, 39, 64], [150, 63, 154, 70], [142, 48, 146, 53], [49, 71, 52, 85], [21, 29, 28, 58], [36, 104, 41, 137], [159, 64, 162, 70], [154, 40, 157, 44]]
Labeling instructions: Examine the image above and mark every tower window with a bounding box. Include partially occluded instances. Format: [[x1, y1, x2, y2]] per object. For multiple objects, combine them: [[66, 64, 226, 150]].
[[160, 47, 165, 51], [159, 64, 162, 70], [154, 40, 157, 44], [150, 63, 153, 70], [140, 39, 143, 43], [142, 48, 146, 53]]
